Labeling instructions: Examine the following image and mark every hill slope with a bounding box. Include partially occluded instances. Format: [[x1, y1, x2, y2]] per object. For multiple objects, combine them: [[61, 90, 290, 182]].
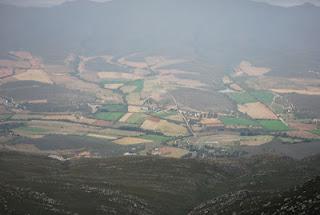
[[1, 151, 320, 214]]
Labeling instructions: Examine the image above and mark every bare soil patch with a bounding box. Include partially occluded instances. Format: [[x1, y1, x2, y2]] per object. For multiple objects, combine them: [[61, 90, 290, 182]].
[[234, 61, 270, 77], [113, 137, 152, 145], [238, 102, 278, 119], [14, 69, 53, 84]]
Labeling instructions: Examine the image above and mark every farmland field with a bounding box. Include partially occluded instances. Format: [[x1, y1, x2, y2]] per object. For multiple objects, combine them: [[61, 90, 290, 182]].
[[228, 92, 257, 104], [1, 3, 320, 215], [94, 112, 125, 121], [258, 120, 289, 131], [220, 116, 259, 127], [240, 135, 274, 146], [126, 79, 144, 93], [249, 90, 274, 105], [113, 137, 152, 145], [0, 114, 12, 120], [311, 130, 320, 136], [99, 104, 128, 112], [14, 69, 53, 84], [139, 134, 171, 143], [16, 126, 48, 133], [238, 102, 278, 119], [126, 113, 148, 125], [141, 119, 188, 136]]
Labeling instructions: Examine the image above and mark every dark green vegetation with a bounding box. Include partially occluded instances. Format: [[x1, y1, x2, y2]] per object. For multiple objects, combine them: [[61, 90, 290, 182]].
[[0, 152, 320, 215], [220, 116, 259, 127], [258, 120, 289, 131], [190, 176, 320, 215]]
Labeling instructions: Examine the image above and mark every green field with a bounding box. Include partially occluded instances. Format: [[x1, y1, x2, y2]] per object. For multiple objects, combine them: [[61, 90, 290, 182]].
[[310, 129, 320, 136], [0, 114, 12, 120], [250, 90, 274, 105], [17, 126, 48, 133], [99, 79, 125, 85], [220, 116, 259, 126], [94, 112, 125, 121], [127, 113, 148, 125], [152, 110, 177, 118], [125, 79, 144, 93], [258, 120, 289, 131], [228, 92, 257, 104], [139, 134, 171, 143], [99, 104, 128, 112]]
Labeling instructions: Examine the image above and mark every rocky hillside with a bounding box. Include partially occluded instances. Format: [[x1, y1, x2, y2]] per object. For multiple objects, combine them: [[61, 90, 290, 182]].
[[189, 176, 320, 214], [0, 151, 320, 214]]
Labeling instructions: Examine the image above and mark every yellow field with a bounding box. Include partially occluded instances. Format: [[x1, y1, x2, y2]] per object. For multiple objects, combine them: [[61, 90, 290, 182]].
[[128, 105, 144, 113], [141, 119, 159, 130], [86, 133, 117, 140], [141, 119, 188, 136], [104, 83, 124, 90], [222, 76, 233, 84], [121, 85, 137, 93], [14, 69, 53, 84], [200, 118, 223, 127], [230, 83, 243, 91], [126, 93, 143, 105], [271, 88, 320, 95], [113, 137, 152, 145], [165, 114, 184, 122], [155, 146, 189, 158], [238, 102, 278, 119], [240, 135, 274, 146], [118, 56, 148, 69], [119, 113, 133, 122]]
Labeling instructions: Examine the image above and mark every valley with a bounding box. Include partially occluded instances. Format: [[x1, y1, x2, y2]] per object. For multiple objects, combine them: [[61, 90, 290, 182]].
[[0, 51, 319, 161]]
